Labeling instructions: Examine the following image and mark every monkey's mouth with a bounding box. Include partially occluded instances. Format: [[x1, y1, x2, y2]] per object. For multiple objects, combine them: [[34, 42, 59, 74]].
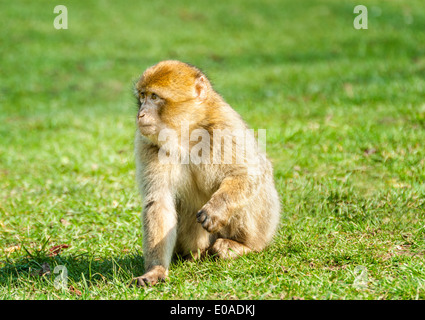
[[137, 119, 154, 127], [138, 124, 156, 135], [139, 124, 155, 130]]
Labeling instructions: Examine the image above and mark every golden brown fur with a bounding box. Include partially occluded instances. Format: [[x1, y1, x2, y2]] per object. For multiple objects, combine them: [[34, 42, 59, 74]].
[[132, 60, 280, 287]]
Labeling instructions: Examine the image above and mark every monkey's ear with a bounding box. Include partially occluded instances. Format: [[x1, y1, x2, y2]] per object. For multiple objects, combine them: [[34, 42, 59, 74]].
[[194, 75, 208, 102]]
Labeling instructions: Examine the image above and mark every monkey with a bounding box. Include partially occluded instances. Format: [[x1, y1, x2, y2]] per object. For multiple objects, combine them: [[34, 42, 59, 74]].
[[132, 60, 281, 287]]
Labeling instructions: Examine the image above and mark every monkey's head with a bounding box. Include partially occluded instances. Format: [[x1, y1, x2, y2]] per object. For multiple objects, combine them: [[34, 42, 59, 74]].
[[134, 60, 212, 140]]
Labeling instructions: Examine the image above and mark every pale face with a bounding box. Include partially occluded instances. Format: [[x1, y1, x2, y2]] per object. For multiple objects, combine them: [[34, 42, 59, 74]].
[[136, 90, 165, 136]]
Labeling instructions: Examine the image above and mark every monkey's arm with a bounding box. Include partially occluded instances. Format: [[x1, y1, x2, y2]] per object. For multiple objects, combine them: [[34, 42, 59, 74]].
[[196, 172, 259, 233], [134, 162, 178, 286], [142, 188, 177, 265]]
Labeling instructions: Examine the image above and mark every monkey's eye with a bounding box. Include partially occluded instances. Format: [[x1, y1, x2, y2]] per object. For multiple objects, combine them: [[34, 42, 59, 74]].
[[151, 93, 159, 100], [140, 92, 146, 100]]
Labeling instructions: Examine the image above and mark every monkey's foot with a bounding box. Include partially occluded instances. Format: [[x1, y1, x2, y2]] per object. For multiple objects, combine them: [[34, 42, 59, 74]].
[[209, 238, 251, 259], [131, 265, 167, 287], [181, 249, 208, 262]]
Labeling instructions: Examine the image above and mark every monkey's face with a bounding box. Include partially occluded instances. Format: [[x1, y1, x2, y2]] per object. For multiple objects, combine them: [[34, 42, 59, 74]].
[[135, 60, 210, 142], [136, 90, 165, 136]]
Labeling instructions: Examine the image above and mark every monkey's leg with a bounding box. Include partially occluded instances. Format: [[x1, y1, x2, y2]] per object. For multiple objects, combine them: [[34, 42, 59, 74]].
[[132, 198, 177, 287], [196, 175, 256, 233], [208, 238, 252, 259]]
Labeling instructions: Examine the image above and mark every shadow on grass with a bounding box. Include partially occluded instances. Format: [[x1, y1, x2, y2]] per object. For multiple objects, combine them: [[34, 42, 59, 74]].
[[0, 248, 203, 289], [0, 250, 147, 287]]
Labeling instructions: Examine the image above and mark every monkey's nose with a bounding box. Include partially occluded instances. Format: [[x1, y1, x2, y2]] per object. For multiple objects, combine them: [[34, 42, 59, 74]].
[[138, 113, 145, 119]]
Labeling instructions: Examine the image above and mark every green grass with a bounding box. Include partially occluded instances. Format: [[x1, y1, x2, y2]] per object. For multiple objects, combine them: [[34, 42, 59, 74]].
[[1, 0, 425, 299]]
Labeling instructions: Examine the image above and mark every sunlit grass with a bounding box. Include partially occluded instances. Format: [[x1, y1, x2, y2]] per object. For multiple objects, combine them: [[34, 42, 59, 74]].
[[1, 0, 425, 299]]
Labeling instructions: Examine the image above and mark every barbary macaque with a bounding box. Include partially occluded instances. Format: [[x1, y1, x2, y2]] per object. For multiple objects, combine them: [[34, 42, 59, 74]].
[[132, 60, 280, 286]]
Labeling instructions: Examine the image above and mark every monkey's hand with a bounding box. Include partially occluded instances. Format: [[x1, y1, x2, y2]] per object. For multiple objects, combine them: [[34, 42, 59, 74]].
[[196, 204, 227, 233], [131, 266, 167, 287], [196, 175, 256, 233]]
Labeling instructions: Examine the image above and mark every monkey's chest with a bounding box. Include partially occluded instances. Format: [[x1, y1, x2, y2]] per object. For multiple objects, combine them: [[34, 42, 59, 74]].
[[173, 165, 218, 255], [174, 164, 218, 212]]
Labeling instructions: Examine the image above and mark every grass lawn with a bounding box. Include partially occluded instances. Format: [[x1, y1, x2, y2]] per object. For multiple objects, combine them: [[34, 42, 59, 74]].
[[1, 0, 425, 299]]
